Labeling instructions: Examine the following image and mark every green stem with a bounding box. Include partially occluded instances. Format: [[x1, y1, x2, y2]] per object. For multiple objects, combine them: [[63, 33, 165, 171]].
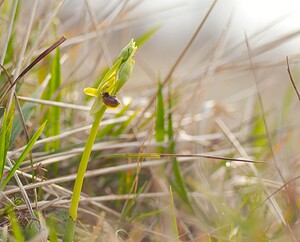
[[64, 105, 106, 241]]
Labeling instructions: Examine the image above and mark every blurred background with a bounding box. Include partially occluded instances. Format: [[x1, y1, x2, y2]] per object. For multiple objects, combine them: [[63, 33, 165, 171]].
[[43, 0, 300, 134], [44, 0, 300, 100], [13, 0, 300, 191], [3, 0, 300, 240]]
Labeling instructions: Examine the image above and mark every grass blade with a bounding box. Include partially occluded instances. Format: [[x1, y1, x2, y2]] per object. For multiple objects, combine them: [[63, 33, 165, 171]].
[[155, 79, 165, 153], [5, 100, 15, 155], [131, 209, 162, 222], [45, 48, 61, 154], [136, 25, 161, 47], [167, 81, 193, 212], [0, 36, 66, 104], [0, 111, 8, 181], [120, 181, 147, 221], [8, 209, 25, 242], [0, 101, 15, 181], [169, 186, 180, 242], [0, 120, 47, 190], [251, 102, 268, 158]]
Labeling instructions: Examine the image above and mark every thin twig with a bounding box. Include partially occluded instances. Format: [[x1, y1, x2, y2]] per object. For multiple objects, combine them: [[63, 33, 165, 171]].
[[286, 56, 300, 101], [0, 36, 67, 104], [249, 175, 300, 216], [245, 34, 287, 227], [160, 153, 262, 163], [245, 35, 285, 182]]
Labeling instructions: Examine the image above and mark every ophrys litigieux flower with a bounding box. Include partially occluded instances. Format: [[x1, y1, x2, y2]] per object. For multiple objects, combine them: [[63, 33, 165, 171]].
[[84, 39, 137, 114]]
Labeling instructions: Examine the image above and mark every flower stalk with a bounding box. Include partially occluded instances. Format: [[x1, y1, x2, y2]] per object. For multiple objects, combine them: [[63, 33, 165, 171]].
[[64, 39, 137, 241]]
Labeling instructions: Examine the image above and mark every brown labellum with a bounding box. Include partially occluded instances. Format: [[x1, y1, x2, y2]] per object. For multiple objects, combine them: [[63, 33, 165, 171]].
[[101, 92, 120, 109]]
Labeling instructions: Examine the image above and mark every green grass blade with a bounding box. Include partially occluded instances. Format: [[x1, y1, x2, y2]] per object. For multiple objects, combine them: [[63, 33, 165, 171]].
[[251, 102, 268, 158], [136, 25, 161, 47], [120, 181, 147, 221], [167, 83, 193, 212], [5, 100, 15, 154], [45, 48, 61, 152], [131, 209, 162, 222], [155, 79, 165, 153], [169, 186, 180, 242], [170, 159, 192, 210], [0, 120, 47, 190], [0, 102, 15, 181], [9, 209, 25, 242], [48, 216, 58, 242], [0, 111, 8, 181]]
